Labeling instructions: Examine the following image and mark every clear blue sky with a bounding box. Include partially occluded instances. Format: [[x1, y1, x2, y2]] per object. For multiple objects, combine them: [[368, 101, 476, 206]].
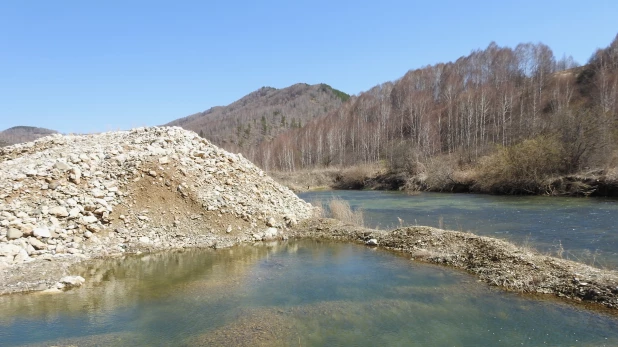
[[1, 0, 617, 134]]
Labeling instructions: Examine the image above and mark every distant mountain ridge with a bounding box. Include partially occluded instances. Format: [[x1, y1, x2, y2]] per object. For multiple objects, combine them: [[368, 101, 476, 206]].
[[165, 83, 350, 156], [0, 126, 59, 147]]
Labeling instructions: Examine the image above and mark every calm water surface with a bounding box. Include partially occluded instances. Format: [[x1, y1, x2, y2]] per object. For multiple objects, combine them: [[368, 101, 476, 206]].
[[1, 240, 617, 346], [300, 191, 618, 268]]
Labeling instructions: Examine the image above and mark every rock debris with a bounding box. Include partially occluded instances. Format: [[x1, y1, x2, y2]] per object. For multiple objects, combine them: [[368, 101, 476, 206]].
[[0, 126, 315, 294]]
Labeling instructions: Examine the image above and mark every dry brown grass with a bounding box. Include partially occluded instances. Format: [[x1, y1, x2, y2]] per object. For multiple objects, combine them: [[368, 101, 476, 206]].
[[311, 197, 364, 227], [334, 163, 385, 189], [328, 198, 364, 226], [605, 165, 618, 181], [269, 163, 386, 192], [268, 167, 340, 192]]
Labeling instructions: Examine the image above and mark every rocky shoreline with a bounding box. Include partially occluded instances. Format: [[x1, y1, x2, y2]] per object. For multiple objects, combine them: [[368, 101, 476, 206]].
[[291, 218, 618, 310]]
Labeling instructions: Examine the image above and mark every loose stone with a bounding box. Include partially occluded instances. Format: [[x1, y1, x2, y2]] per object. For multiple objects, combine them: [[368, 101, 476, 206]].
[[365, 239, 378, 246], [7, 228, 22, 240], [33, 227, 51, 238]]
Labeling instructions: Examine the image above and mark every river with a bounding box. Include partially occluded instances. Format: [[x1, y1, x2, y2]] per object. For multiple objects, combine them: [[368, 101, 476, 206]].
[[299, 191, 618, 269]]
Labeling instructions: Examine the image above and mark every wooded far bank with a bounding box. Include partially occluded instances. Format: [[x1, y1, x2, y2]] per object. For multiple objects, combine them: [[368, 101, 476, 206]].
[[246, 35, 618, 195]]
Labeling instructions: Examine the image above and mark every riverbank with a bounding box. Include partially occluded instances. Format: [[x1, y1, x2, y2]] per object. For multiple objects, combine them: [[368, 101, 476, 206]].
[[291, 218, 618, 310], [270, 166, 618, 197]]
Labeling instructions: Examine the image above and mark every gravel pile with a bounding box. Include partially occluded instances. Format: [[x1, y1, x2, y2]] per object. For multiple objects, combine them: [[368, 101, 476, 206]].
[[0, 127, 314, 293]]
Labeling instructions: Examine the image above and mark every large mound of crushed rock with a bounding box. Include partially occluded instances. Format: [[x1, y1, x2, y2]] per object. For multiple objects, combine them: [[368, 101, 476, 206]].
[[0, 127, 314, 271]]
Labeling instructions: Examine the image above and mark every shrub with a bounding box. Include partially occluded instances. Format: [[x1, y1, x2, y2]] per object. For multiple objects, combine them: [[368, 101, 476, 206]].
[[475, 136, 566, 194], [334, 164, 382, 189], [313, 197, 364, 226], [387, 140, 421, 173], [328, 198, 364, 226]]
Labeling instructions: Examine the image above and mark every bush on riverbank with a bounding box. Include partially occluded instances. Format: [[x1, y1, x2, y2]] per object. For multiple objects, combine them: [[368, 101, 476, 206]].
[[474, 136, 566, 194]]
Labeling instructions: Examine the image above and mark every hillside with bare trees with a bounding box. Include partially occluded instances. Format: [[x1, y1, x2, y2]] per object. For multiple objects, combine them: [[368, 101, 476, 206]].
[[255, 35, 618, 195], [166, 83, 349, 156], [0, 126, 58, 147]]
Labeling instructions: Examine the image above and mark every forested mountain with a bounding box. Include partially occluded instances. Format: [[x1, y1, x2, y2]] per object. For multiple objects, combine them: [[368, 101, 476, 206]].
[[0, 126, 58, 147], [166, 83, 349, 155], [253, 35, 618, 193]]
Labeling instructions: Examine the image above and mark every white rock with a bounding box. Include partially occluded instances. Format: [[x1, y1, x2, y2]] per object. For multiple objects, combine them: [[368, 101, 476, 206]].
[[14, 249, 31, 263], [263, 227, 278, 240], [91, 188, 105, 198], [60, 275, 85, 288], [49, 206, 69, 217], [139, 236, 151, 244], [70, 167, 82, 184], [7, 228, 23, 240], [54, 161, 71, 171], [0, 244, 21, 257], [81, 215, 98, 224], [29, 237, 46, 250], [284, 215, 298, 227], [365, 239, 378, 246], [86, 224, 101, 233], [68, 208, 81, 219], [33, 227, 51, 238], [67, 248, 81, 254]]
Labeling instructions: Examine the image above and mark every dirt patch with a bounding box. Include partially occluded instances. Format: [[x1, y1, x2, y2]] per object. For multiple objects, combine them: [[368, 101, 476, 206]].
[[111, 160, 254, 242]]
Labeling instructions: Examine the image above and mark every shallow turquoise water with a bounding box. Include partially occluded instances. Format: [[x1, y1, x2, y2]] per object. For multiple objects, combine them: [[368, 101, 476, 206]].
[[300, 191, 618, 268], [1, 240, 618, 346]]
